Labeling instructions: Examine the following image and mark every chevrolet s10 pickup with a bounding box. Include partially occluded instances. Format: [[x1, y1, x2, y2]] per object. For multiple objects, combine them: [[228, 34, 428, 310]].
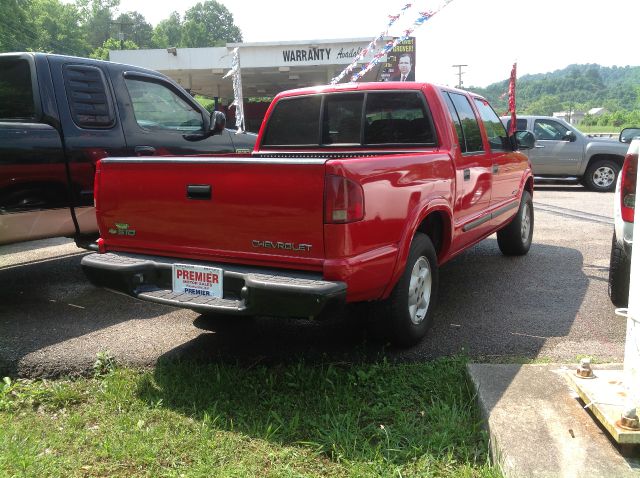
[[82, 82, 536, 345]]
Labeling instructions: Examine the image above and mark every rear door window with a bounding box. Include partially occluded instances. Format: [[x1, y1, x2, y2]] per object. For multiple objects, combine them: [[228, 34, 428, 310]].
[[0, 58, 35, 120]]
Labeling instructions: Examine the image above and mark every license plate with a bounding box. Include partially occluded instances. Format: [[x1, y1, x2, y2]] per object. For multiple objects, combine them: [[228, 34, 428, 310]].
[[172, 263, 223, 298]]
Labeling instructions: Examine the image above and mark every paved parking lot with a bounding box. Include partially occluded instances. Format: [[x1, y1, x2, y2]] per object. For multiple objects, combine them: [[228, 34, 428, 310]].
[[0, 184, 626, 377]]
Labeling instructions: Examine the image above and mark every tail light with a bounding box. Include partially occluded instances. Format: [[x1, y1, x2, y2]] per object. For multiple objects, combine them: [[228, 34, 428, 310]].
[[620, 152, 637, 223], [324, 175, 364, 224]]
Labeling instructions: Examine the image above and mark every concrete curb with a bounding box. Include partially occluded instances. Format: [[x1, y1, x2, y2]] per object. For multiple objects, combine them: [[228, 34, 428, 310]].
[[467, 363, 640, 478]]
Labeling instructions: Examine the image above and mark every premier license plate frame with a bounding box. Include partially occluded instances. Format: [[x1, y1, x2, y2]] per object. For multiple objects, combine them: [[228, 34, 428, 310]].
[[172, 263, 223, 298]]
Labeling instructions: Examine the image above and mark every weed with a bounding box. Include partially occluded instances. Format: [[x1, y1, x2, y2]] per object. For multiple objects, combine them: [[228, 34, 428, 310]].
[[93, 351, 117, 376]]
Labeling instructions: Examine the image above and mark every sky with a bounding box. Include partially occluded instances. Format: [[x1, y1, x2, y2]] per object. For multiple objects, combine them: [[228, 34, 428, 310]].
[[113, 0, 640, 87]]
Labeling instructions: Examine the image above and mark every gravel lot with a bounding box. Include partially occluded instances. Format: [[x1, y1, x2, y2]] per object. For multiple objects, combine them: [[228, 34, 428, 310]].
[[0, 184, 625, 377]]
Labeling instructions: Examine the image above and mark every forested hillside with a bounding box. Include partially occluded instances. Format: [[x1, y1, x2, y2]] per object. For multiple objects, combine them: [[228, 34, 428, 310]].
[[473, 64, 640, 127]]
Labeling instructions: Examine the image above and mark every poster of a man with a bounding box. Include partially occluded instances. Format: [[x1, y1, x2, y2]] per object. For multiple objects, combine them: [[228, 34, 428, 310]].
[[380, 38, 416, 82], [391, 55, 415, 81]]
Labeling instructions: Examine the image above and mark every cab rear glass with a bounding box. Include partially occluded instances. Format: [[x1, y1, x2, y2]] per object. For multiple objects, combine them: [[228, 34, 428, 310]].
[[262, 91, 436, 148]]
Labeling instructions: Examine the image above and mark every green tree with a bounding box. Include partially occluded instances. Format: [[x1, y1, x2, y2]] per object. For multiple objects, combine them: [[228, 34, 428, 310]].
[[114, 11, 153, 48], [523, 95, 563, 116], [76, 0, 120, 50], [90, 37, 138, 60], [181, 0, 242, 48], [152, 11, 183, 48], [0, 0, 34, 52], [31, 0, 89, 55]]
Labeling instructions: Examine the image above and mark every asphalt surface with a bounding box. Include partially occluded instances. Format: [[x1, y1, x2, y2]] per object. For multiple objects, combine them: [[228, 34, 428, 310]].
[[0, 184, 626, 377]]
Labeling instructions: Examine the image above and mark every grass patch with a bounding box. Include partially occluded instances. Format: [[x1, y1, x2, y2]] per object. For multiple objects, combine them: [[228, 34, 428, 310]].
[[0, 357, 500, 477]]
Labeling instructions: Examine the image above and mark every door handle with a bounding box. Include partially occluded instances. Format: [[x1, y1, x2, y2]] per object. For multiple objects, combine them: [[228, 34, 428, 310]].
[[534, 145, 545, 149], [187, 184, 211, 200], [135, 145, 156, 156], [492, 164, 499, 174], [463, 169, 470, 181]]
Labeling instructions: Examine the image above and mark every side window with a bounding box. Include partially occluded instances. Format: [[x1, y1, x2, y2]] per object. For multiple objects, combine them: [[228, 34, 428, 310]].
[[64, 64, 115, 128], [322, 93, 363, 145], [473, 98, 508, 152], [125, 78, 203, 132], [0, 59, 35, 121], [448, 92, 484, 153], [506, 118, 528, 132], [534, 119, 570, 141], [364, 92, 435, 145], [442, 92, 466, 153], [262, 95, 322, 146]]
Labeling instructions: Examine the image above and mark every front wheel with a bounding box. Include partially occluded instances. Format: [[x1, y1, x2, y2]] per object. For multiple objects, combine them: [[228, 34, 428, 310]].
[[497, 191, 534, 256], [372, 233, 438, 346], [583, 159, 620, 192]]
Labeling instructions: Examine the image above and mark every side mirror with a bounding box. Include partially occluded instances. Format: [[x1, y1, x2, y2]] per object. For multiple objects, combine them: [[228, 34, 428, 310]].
[[210, 111, 226, 135], [183, 110, 226, 142], [563, 131, 577, 142], [513, 130, 535, 150], [620, 127, 640, 144]]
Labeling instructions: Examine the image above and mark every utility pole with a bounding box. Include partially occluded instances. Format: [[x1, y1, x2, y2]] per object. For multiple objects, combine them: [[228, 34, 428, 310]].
[[452, 64, 468, 88], [110, 20, 133, 50]]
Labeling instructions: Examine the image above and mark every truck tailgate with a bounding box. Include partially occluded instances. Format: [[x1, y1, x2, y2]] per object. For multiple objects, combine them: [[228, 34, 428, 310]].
[[96, 157, 327, 268]]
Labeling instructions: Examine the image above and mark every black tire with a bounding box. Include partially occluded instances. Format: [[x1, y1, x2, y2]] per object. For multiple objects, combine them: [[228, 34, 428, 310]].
[[608, 232, 630, 307], [372, 233, 438, 347], [583, 159, 620, 192], [497, 191, 534, 256]]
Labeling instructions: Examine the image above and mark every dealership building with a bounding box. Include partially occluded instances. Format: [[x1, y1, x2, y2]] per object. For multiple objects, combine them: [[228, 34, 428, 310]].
[[109, 37, 415, 130]]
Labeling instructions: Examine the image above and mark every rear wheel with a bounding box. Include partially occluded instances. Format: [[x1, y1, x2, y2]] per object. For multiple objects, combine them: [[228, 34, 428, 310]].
[[372, 233, 438, 346], [583, 159, 619, 192], [608, 232, 630, 307], [497, 191, 534, 256]]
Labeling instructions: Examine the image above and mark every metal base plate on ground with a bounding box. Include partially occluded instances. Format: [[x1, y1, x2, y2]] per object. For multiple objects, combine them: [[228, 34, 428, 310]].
[[566, 369, 640, 453]]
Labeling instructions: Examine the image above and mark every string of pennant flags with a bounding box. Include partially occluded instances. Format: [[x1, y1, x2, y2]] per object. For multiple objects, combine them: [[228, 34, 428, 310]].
[[222, 47, 246, 133], [330, 0, 455, 85]]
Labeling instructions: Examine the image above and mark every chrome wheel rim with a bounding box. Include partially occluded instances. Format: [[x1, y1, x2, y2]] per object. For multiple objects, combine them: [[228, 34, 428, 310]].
[[593, 166, 615, 188], [521, 202, 531, 243], [408, 257, 432, 325]]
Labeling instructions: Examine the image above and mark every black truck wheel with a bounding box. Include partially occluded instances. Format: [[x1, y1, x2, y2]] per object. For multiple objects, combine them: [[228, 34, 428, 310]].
[[373, 233, 438, 346], [583, 159, 620, 192], [497, 191, 534, 256], [608, 232, 630, 308]]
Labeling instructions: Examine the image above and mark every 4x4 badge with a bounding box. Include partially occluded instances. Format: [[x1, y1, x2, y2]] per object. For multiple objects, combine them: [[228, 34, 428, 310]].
[[108, 222, 136, 236]]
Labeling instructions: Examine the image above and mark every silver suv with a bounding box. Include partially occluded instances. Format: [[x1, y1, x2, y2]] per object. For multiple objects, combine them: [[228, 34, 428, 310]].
[[501, 115, 630, 192], [608, 129, 639, 306]]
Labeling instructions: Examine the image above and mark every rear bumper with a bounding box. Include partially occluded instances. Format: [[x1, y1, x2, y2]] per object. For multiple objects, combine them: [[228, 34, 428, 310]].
[[82, 252, 346, 318]]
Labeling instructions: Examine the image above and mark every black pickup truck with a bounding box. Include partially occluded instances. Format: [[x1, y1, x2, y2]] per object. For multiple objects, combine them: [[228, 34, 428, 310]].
[[0, 52, 255, 247]]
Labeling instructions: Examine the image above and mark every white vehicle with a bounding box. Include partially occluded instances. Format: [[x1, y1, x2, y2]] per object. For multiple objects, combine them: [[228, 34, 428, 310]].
[[609, 129, 639, 306], [501, 115, 630, 192]]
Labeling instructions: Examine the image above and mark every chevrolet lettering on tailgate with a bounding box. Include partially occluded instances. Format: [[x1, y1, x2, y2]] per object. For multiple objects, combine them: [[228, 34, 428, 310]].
[[252, 240, 312, 252]]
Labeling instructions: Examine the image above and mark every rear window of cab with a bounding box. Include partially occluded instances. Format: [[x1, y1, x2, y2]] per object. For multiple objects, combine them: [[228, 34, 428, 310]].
[[262, 91, 437, 147]]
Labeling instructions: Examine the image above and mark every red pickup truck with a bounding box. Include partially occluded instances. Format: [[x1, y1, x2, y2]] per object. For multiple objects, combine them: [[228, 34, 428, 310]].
[[82, 82, 536, 346]]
